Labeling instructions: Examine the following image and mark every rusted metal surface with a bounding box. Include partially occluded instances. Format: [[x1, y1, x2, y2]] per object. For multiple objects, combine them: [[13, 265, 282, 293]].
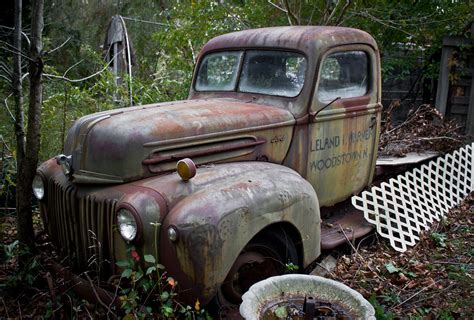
[[154, 162, 321, 304], [37, 26, 382, 306], [64, 100, 294, 184], [38, 160, 321, 305], [320, 207, 374, 250], [142, 138, 266, 165], [191, 26, 378, 118]]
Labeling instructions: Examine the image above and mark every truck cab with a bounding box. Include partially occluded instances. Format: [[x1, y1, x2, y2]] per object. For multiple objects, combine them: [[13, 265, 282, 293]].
[[34, 26, 381, 306]]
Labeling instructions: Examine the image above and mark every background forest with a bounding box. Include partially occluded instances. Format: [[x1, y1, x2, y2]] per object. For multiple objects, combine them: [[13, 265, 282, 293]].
[[0, 0, 472, 318], [0, 0, 472, 163]]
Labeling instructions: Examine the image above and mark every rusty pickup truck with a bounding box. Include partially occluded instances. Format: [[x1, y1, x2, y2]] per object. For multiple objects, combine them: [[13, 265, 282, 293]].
[[33, 26, 381, 306]]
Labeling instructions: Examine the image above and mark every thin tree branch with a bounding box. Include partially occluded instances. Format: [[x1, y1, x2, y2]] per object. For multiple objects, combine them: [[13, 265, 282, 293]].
[[0, 43, 35, 62], [307, 2, 319, 25], [187, 39, 196, 65], [121, 16, 169, 27], [282, 0, 300, 25], [0, 25, 30, 46], [319, 2, 331, 25], [46, 37, 71, 55], [267, 0, 287, 13], [335, 0, 351, 25], [0, 135, 12, 153], [0, 73, 12, 86], [63, 58, 85, 77], [84, 273, 117, 317], [3, 93, 15, 121], [325, 1, 341, 25], [43, 63, 110, 83], [0, 61, 12, 76], [1, 297, 9, 319], [357, 11, 414, 37], [44, 54, 116, 83], [390, 280, 440, 310]]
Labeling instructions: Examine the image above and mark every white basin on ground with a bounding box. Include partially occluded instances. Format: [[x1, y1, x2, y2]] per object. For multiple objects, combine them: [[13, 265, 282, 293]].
[[239, 274, 375, 319]]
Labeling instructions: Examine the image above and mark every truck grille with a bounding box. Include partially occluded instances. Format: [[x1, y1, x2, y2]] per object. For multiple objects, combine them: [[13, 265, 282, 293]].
[[44, 177, 117, 277]]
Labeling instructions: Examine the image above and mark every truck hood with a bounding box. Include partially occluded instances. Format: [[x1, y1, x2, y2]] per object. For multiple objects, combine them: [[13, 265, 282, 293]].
[[64, 99, 295, 183]]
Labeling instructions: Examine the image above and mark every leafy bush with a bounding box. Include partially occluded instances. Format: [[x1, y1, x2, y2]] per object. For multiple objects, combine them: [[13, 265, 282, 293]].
[[114, 247, 210, 319]]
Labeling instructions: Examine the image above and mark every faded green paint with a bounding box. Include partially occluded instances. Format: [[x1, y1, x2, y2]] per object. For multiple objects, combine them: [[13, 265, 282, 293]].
[[37, 26, 381, 305]]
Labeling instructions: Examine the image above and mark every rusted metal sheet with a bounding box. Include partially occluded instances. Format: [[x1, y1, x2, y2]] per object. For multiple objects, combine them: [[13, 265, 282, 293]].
[[64, 100, 295, 184], [191, 26, 378, 118], [320, 202, 374, 250], [39, 160, 321, 305], [153, 162, 321, 304], [37, 26, 381, 306]]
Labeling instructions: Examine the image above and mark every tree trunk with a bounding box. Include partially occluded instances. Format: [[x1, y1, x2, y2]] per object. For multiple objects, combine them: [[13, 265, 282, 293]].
[[13, 0, 25, 165], [16, 0, 44, 249]]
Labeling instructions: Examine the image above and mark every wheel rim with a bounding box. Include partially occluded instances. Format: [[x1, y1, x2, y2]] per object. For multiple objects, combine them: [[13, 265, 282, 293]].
[[220, 247, 283, 304]]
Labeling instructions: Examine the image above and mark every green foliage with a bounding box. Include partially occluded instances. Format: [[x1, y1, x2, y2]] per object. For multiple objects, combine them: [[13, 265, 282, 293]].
[[274, 305, 288, 319], [0, 240, 41, 289], [0, 143, 16, 208], [285, 262, 299, 272], [384, 261, 416, 278], [2, 0, 471, 163], [114, 246, 209, 319], [368, 294, 396, 320], [431, 232, 447, 248]]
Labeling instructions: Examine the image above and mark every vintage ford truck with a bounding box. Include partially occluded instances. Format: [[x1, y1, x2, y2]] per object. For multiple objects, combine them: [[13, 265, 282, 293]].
[[33, 26, 381, 306]]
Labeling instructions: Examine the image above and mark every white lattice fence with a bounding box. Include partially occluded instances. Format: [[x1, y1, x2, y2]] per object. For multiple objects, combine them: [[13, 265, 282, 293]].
[[352, 143, 474, 252]]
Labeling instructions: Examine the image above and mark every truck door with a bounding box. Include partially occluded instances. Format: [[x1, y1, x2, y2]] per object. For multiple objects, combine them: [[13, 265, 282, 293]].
[[307, 45, 381, 207]]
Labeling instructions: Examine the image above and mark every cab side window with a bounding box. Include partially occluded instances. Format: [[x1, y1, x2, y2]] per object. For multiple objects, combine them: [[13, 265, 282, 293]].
[[318, 51, 369, 102]]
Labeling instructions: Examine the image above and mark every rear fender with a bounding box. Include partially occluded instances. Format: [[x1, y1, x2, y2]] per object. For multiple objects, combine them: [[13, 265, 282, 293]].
[[159, 163, 321, 304]]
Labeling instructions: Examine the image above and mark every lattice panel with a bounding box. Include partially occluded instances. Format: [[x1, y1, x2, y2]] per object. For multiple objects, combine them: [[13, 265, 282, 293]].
[[352, 143, 474, 252]]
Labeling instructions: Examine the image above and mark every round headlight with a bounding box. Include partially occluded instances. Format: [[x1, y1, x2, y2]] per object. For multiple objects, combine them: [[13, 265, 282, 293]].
[[32, 174, 45, 200], [117, 209, 138, 242]]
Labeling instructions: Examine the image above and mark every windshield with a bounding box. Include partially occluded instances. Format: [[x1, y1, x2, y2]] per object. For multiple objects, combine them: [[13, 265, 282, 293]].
[[195, 50, 307, 98], [195, 51, 242, 91]]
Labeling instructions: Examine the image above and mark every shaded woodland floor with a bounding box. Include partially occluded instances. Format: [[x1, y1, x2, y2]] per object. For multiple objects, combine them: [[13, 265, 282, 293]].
[[0, 194, 473, 319], [327, 192, 474, 319]]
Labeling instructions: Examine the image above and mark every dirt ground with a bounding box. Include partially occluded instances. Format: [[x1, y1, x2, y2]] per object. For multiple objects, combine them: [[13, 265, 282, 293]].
[[326, 192, 474, 319], [0, 194, 473, 319]]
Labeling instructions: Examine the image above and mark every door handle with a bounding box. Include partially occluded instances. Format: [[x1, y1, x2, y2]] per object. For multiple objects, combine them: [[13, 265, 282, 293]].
[[369, 116, 377, 129]]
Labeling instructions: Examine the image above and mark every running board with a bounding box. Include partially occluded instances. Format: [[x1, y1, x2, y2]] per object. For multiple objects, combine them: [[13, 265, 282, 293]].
[[320, 200, 374, 250]]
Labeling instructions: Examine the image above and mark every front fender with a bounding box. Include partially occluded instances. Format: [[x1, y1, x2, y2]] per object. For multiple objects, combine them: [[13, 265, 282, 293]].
[[157, 162, 321, 304]]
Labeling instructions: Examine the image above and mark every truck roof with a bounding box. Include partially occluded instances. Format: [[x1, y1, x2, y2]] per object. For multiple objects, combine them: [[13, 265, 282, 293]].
[[200, 26, 378, 56]]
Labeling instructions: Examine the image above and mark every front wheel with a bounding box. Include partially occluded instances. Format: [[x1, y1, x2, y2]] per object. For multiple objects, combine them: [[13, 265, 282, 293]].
[[219, 230, 299, 305]]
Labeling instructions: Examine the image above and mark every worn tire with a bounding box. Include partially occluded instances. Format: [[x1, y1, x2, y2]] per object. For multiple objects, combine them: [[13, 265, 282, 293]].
[[218, 229, 299, 305]]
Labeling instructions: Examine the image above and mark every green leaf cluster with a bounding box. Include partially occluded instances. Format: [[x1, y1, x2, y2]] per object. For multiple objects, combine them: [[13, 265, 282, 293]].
[[114, 246, 209, 319]]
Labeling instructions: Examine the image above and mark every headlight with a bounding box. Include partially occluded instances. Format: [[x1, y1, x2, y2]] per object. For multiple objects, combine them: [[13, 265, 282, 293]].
[[117, 208, 138, 242], [32, 174, 45, 200]]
